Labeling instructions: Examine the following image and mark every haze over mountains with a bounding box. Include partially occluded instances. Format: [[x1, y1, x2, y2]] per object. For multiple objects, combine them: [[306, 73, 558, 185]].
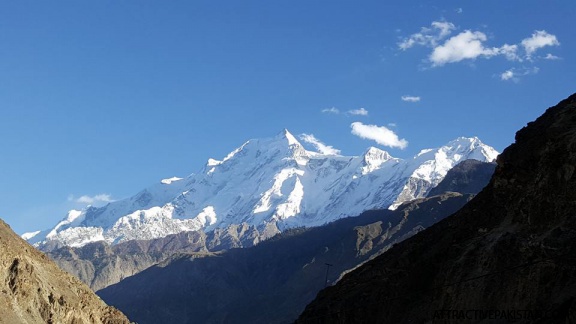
[[24, 130, 497, 251]]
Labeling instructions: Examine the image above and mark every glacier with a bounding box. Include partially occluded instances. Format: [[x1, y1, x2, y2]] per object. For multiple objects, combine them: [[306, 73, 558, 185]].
[[24, 129, 498, 249]]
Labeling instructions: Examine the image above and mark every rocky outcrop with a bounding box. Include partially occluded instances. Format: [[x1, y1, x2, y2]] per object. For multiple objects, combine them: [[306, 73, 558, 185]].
[[297, 93, 576, 323], [98, 193, 472, 324], [427, 159, 496, 197], [0, 219, 131, 324]]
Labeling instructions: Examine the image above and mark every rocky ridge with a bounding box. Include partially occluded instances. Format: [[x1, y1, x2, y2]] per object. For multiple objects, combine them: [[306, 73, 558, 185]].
[[0, 219, 131, 324]]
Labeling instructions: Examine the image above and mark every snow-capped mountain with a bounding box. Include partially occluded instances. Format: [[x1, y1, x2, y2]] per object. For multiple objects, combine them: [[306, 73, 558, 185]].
[[24, 130, 498, 249]]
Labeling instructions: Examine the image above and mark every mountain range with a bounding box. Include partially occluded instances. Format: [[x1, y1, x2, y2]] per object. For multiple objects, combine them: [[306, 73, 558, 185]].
[[25, 130, 498, 251], [44, 160, 497, 297]]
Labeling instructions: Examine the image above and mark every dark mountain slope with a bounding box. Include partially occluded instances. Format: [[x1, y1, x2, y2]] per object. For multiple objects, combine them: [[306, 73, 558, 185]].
[[298, 93, 576, 323], [0, 219, 130, 324], [427, 159, 496, 197], [98, 192, 472, 324], [48, 223, 262, 291]]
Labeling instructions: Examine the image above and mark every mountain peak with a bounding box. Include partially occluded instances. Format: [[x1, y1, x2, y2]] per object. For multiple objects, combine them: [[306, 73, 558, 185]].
[[447, 136, 481, 146], [275, 128, 301, 146], [443, 136, 498, 162], [361, 147, 393, 174], [363, 147, 392, 163]]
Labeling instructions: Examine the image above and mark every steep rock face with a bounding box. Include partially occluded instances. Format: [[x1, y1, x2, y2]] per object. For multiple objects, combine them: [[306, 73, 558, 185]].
[[297, 94, 576, 323], [97, 193, 473, 324], [0, 219, 130, 324], [427, 159, 496, 197], [26, 133, 497, 250]]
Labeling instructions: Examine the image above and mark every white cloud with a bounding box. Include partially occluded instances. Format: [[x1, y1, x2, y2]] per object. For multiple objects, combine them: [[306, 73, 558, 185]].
[[499, 67, 539, 82], [348, 108, 369, 116], [499, 44, 521, 61], [544, 53, 560, 60], [321, 107, 340, 114], [401, 95, 421, 102], [429, 30, 500, 66], [350, 122, 408, 149], [521, 30, 559, 58], [299, 133, 341, 155], [69, 194, 114, 205], [500, 70, 514, 81], [431, 21, 455, 39], [388, 123, 397, 127], [398, 20, 456, 50], [456, 8, 463, 14], [401, 21, 560, 70]]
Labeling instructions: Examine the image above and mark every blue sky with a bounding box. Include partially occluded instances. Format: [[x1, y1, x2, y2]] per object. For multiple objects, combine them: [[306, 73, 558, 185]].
[[1, 1, 574, 234]]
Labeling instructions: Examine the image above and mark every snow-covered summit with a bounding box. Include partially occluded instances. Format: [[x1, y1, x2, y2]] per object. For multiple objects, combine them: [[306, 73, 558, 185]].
[[362, 147, 393, 174], [25, 131, 499, 250], [280, 128, 301, 146], [389, 136, 497, 209]]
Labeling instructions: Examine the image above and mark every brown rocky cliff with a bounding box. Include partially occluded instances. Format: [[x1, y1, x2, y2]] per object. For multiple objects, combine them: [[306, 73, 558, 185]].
[[297, 93, 576, 323], [0, 219, 131, 324]]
